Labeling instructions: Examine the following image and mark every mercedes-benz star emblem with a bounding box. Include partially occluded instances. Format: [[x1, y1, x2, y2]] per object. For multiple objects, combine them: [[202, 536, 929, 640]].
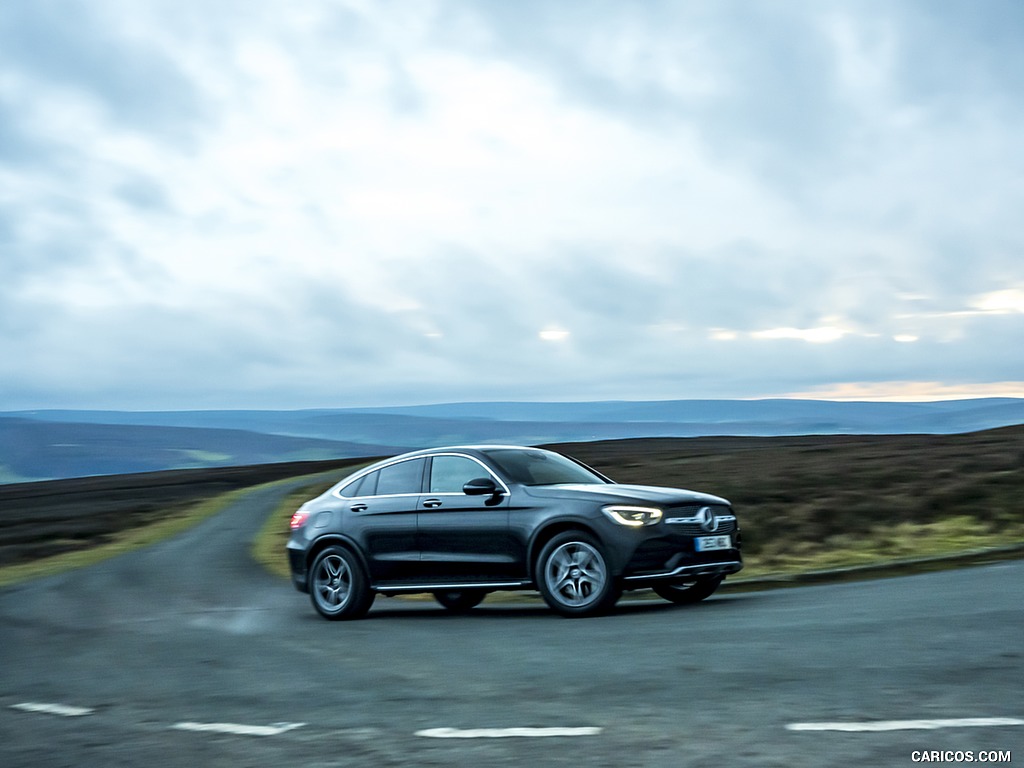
[[697, 506, 718, 533]]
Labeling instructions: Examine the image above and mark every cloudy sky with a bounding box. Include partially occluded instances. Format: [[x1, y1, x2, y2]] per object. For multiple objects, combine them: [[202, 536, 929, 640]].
[[2, 0, 1023, 410]]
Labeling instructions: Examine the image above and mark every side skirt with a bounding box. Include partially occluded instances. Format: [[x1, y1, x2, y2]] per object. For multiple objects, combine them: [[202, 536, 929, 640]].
[[374, 579, 533, 595]]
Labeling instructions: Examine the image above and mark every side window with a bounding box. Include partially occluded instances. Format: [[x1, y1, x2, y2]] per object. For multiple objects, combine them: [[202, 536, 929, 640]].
[[429, 455, 492, 494], [374, 458, 425, 495]]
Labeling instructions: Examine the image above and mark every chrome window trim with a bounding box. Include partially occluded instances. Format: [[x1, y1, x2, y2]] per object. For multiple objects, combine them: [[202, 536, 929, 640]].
[[425, 452, 511, 497], [348, 492, 422, 500], [331, 452, 510, 501], [331, 456, 425, 500]]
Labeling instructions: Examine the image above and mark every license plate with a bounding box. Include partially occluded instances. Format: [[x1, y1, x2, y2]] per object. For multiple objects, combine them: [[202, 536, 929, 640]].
[[695, 535, 732, 552]]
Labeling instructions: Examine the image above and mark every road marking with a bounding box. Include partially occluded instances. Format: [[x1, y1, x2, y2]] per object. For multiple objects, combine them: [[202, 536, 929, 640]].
[[11, 702, 94, 717], [172, 721, 306, 737], [787, 717, 1024, 733], [416, 727, 603, 739]]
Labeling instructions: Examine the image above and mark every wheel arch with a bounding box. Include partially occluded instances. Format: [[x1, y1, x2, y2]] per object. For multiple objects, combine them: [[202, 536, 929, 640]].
[[306, 534, 370, 581], [526, 520, 605, 583]]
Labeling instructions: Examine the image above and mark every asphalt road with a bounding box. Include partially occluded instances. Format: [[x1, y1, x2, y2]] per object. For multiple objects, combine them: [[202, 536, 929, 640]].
[[1, 480, 1021, 767]]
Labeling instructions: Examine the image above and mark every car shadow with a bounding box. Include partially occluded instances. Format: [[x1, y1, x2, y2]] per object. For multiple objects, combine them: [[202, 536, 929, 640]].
[[347, 592, 755, 621]]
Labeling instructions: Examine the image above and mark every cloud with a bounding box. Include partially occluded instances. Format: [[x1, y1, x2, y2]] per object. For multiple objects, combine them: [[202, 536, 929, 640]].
[[0, 1, 207, 141], [751, 327, 850, 344], [972, 289, 1024, 314], [1, 0, 1023, 409]]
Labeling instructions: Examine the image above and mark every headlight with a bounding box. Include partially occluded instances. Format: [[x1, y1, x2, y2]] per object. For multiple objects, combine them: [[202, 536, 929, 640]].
[[602, 505, 663, 527]]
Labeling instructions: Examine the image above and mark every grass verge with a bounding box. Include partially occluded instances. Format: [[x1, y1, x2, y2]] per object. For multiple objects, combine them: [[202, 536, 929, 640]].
[[251, 464, 372, 579], [251, 476, 340, 580], [8, 470, 1017, 595], [0, 486, 251, 588], [734, 515, 1024, 580]]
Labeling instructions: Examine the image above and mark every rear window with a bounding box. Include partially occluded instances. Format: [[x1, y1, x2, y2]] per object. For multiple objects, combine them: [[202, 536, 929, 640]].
[[338, 472, 375, 498], [374, 458, 425, 495], [338, 458, 425, 497]]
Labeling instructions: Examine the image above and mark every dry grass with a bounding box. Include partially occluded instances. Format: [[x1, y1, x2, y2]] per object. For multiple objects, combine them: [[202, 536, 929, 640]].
[[550, 427, 1024, 575], [5, 429, 1023, 587], [0, 489, 247, 587], [0, 457, 373, 585], [252, 474, 357, 580], [253, 429, 1024, 582]]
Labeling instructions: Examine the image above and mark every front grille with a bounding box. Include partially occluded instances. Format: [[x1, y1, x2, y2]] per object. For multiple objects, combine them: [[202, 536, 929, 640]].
[[662, 504, 737, 536], [664, 518, 737, 536]]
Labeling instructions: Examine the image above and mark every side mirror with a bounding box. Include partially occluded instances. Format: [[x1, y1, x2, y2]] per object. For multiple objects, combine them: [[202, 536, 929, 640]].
[[463, 477, 500, 496]]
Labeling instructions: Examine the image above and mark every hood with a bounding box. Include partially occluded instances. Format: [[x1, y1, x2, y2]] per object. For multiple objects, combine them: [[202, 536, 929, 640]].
[[524, 483, 730, 507]]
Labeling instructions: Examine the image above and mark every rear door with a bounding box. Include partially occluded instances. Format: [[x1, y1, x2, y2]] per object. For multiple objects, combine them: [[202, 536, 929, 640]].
[[415, 454, 521, 582], [345, 457, 425, 582]]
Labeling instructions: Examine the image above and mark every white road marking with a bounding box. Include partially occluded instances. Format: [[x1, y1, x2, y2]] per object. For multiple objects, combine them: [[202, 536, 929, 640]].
[[11, 702, 94, 717], [787, 717, 1024, 733], [172, 721, 306, 737], [416, 726, 603, 739]]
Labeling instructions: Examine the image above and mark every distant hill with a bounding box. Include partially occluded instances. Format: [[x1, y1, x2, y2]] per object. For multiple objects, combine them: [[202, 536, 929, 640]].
[[3, 398, 1023, 482], [0, 418, 399, 483]]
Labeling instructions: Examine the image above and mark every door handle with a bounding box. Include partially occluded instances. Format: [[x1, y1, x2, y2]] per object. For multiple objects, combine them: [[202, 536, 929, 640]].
[[351, 503, 367, 512], [422, 499, 442, 509]]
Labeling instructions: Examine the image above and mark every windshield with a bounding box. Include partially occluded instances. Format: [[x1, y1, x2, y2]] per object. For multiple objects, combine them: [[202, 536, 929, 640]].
[[482, 448, 609, 486]]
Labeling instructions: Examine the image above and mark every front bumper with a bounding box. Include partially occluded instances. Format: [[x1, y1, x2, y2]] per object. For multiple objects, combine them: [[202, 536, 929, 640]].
[[600, 511, 743, 584], [621, 558, 743, 584]]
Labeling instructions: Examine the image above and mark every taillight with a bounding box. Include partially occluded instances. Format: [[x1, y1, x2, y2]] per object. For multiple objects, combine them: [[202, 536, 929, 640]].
[[290, 510, 311, 530]]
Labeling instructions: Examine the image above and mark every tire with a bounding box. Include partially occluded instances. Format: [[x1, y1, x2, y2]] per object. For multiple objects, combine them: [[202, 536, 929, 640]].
[[432, 589, 487, 613], [536, 531, 618, 617], [652, 575, 723, 605], [309, 545, 375, 620]]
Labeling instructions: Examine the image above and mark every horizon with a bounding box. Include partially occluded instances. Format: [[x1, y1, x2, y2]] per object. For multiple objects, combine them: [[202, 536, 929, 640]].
[[6, 392, 1024, 416], [6, 393, 1023, 483]]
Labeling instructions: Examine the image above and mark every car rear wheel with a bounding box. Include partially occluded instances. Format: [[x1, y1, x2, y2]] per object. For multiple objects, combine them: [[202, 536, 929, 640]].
[[309, 545, 374, 620], [652, 575, 723, 605], [432, 589, 487, 613], [536, 531, 618, 617]]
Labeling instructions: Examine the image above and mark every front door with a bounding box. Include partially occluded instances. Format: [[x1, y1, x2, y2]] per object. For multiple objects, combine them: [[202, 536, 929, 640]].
[[415, 454, 520, 583]]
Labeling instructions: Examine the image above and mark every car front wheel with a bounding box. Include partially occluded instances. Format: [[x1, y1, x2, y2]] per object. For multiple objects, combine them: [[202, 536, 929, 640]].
[[309, 545, 375, 620], [652, 575, 723, 605], [536, 531, 618, 618]]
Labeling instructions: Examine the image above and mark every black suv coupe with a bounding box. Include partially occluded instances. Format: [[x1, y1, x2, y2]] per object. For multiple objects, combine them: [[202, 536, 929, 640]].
[[287, 445, 742, 619]]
